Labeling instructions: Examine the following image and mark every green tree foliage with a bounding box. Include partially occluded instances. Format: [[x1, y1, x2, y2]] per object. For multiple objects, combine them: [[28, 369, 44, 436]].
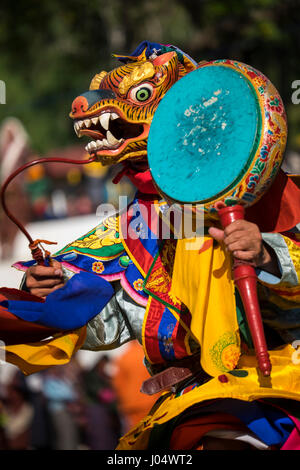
[[0, 0, 110, 152], [0, 0, 299, 152]]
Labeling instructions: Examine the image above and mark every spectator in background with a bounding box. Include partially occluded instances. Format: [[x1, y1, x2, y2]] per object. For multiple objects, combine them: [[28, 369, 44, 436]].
[[42, 363, 81, 450], [82, 355, 121, 450], [83, 159, 109, 211], [24, 163, 52, 220], [112, 341, 160, 433], [25, 373, 53, 450], [0, 398, 8, 449], [2, 370, 34, 449]]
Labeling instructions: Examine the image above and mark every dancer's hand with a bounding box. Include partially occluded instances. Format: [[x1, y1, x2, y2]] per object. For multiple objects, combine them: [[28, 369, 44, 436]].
[[25, 259, 65, 298], [208, 220, 280, 276]]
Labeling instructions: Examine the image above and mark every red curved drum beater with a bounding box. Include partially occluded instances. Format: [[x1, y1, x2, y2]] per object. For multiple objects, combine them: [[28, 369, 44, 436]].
[[216, 203, 272, 377], [0, 155, 97, 265]]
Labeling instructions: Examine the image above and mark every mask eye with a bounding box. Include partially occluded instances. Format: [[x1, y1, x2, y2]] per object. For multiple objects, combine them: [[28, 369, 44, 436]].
[[130, 84, 153, 103]]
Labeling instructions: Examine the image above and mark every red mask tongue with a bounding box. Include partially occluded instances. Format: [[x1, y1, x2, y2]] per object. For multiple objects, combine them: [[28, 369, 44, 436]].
[[112, 164, 158, 194]]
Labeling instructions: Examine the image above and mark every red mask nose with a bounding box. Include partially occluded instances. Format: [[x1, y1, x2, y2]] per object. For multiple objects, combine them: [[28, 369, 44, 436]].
[[70, 89, 116, 117], [71, 95, 89, 116]]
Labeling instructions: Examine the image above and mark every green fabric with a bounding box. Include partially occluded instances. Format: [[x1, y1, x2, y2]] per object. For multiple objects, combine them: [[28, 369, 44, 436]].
[[235, 289, 254, 348], [54, 222, 125, 260]]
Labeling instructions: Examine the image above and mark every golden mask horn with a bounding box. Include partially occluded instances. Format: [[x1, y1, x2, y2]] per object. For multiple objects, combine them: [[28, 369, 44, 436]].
[[89, 71, 107, 90]]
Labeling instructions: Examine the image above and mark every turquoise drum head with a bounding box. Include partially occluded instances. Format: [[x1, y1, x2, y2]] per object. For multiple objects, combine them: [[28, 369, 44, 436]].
[[148, 64, 263, 205], [148, 60, 287, 212]]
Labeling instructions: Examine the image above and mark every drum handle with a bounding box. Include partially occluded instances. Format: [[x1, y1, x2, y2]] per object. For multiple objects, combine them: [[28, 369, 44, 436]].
[[216, 203, 272, 377]]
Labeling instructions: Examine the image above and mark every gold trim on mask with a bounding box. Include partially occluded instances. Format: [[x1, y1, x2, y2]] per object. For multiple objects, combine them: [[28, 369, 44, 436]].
[[119, 62, 155, 95], [89, 71, 108, 90]]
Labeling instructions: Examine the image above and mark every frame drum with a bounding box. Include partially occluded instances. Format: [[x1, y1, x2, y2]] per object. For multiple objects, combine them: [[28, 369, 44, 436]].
[[148, 60, 287, 214]]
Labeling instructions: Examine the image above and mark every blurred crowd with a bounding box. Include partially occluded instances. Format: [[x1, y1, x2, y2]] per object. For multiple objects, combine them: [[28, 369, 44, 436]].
[[0, 342, 158, 450]]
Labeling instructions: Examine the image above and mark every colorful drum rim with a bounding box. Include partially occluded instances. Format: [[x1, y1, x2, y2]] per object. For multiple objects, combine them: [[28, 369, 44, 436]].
[[148, 59, 288, 215]]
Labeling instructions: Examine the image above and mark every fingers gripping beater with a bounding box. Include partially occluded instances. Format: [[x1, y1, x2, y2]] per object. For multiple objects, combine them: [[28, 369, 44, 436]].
[[216, 203, 272, 377]]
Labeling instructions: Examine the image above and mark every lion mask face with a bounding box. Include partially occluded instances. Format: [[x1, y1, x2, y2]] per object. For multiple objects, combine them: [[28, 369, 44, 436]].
[[70, 48, 196, 166]]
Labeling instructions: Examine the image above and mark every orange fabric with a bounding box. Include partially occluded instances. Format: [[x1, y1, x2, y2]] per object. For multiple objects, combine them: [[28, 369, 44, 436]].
[[169, 412, 248, 450], [112, 341, 160, 429], [246, 170, 300, 233]]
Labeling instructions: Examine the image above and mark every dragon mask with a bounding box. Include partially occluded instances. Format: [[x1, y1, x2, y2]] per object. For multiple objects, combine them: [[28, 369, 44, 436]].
[[70, 41, 196, 167]]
